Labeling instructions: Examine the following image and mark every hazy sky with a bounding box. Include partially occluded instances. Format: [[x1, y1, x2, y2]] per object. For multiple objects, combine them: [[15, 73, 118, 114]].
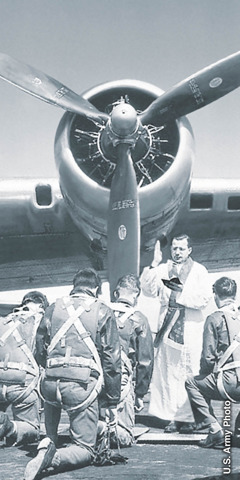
[[0, 0, 239, 179]]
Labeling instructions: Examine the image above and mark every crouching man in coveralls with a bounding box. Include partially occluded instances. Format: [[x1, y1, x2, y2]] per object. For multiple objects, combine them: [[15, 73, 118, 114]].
[[186, 277, 240, 448], [99, 274, 154, 447], [24, 268, 121, 480], [0, 291, 49, 446]]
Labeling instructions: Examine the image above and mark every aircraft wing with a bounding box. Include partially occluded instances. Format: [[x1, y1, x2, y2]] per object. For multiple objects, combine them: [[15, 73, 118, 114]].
[[1, 51, 240, 303], [170, 177, 240, 272], [0, 177, 239, 297], [0, 178, 105, 294]]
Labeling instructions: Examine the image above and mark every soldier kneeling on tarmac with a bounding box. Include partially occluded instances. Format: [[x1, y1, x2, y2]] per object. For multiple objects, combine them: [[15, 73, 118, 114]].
[[0, 291, 49, 446], [24, 268, 122, 480], [186, 276, 240, 448], [98, 273, 154, 448]]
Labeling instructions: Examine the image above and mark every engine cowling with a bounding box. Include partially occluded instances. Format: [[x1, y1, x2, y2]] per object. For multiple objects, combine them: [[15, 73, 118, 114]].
[[54, 79, 194, 252]]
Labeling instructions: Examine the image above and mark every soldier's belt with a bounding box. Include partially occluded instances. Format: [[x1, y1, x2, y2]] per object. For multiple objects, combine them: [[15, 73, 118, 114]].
[[0, 361, 37, 376], [46, 355, 97, 369]]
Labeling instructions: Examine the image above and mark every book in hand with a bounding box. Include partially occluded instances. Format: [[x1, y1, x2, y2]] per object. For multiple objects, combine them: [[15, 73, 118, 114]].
[[162, 277, 183, 291]]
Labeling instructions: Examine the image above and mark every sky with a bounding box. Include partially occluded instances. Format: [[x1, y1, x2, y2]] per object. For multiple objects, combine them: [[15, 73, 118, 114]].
[[0, 0, 239, 179]]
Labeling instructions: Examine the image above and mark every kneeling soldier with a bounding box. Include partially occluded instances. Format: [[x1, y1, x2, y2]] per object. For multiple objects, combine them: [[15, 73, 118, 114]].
[[24, 268, 121, 480], [0, 291, 48, 446], [99, 274, 154, 447], [186, 277, 240, 448]]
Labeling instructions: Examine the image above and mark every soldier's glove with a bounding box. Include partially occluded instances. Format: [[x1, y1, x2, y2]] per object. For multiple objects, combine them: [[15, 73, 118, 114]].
[[105, 407, 118, 431], [134, 396, 144, 413]]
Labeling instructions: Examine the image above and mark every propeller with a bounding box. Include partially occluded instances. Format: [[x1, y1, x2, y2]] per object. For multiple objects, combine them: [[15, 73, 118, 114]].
[[140, 50, 240, 126], [0, 53, 108, 124], [1, 50, 240, 296], [107, 143, 140, 299]]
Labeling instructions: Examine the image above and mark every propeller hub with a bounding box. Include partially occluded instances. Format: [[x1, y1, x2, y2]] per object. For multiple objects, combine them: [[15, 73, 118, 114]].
[[111, 103, 138, 136]]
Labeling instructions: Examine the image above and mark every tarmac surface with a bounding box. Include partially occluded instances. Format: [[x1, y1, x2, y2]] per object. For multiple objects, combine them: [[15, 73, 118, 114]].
[[1, 400, 240, 480], [1, 440, 240, 480]]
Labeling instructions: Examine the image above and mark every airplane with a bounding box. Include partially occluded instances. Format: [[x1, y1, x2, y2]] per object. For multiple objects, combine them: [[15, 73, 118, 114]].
[[0, 51, 240, 305]]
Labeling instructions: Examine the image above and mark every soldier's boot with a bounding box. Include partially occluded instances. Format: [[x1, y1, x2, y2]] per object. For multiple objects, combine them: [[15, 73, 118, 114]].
[[24, 437, 56, 480], [198, 429, 224, 448], [0, 412, 16, 442]]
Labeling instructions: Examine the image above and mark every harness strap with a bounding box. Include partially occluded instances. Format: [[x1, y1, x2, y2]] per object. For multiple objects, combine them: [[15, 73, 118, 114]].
[[7, 324, 40, 403], [30, 311, 44, 351], [217, 370, 237, 403], [0, 309, 43, 404], [11, 326, 39, 376], [118, 310, 136, 325], [1, 384, 7, 401], [0, 307, 43, 345], [113, 306, 137, 329], [221, 360, 240, 371], [217, 327, 240, 371], [44, 297, 103, 412], [12, 375, 39, 405], [38, 373, 62, 408], [110, 303, 136, 322], [55, 379, 62, 405], [65, 300, 103, 411], [3, 353, 9, 370], [0, 361, 36, 376], [46, 355, 97, 369], [215, 322, 240, 402], [64, 346, 72, 365], [73, 316, 102, 376], [110, 305, 136, 403], [0, 319, 21, 345], [47, 303, 87, 354], [0, 312, 41, 377]]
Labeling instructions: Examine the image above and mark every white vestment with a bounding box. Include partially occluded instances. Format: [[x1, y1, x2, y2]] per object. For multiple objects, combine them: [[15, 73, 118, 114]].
[[140, 259, 212, 422]]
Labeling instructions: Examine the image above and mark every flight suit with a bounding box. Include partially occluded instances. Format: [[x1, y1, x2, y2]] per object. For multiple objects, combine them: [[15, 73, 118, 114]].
[[186, 303, 240, 429], [36, 290, 121, 467], [107, 299, 154, 447], [0, 303, 45, 445]]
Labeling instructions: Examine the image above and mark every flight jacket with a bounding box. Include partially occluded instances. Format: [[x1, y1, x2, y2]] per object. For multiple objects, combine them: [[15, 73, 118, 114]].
[[36, 291, 122, 407]]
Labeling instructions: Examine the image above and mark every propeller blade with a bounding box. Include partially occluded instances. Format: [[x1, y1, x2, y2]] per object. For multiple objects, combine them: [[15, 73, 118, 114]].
[[140, 51, 240, 125], [0, 53, 108, 123], [107, 144, 140, 299]]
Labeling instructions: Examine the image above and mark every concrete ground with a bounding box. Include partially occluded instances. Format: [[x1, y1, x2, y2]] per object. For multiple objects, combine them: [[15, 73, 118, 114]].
[[1, 399, 240, 480], [1, 440, 240, 480]]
